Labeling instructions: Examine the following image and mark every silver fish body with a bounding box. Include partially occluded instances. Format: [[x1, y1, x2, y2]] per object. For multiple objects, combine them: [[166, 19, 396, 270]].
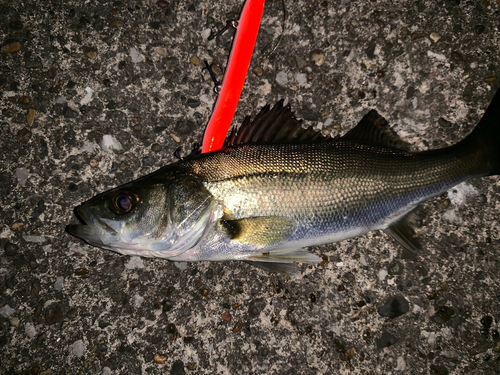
[[68, 89, 500, 274]]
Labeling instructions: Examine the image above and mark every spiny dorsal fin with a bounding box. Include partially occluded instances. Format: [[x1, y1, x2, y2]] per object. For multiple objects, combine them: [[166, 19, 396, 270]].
[[341, 110, 410, 150], [224, 100, 330, 147]]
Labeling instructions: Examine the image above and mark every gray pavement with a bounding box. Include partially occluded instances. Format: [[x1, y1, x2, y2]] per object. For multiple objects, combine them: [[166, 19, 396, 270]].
[[1, 0, 500, 374]]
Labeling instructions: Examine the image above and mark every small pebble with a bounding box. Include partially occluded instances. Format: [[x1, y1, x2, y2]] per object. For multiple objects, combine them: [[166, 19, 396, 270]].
[[156, 1, 169, 8], [45, 304, 64, 324], [109, 19, 124, 27], [411, 32, 426, 40], [19, 95, 30, 104], [25, 323, 37, 338], [474, 24, 485, 35], [154, 353, 167, 364], [187, 98, 200, 108], [276, 71, 288, 86], [74, 267, 89, 276], [166, 57, 180, 67], [171, 360, 185, 375], [11, 222, 24, 231], [304, 113, 318, 121], [309, 49, 325, 66], [233, 321, 244, 333], [101, 135, 123, 151], [429, 32, 441, 43], [83, 47, 98, 59], [72, 340, 86, 357], [27, 108, 35, 126], [388, 261, 404, 275], [22, 235, 46, 243], [201, 289, 208, 297], [7, 315, 19, 328], [484, 76, 498, 83], [154, 47, 167, 57], [66, 308, 77, 320], [494, 341, 500, 353], [89, 159, 99, 168], [430, 364, 449, 375], [170, 133, 181, 143], [222, 311, 231, 322], [252, 66, 263, 76], [130, 47, 144, 63], [63, 106, 78, 118], [432, 306, 455, 324], [54, 276, 64, 291], [17, 128, 32, 144], [0, 305, 16, 318], [106, 100, 117, 109], [4, 242, 19, 256], [190, 55, 200, 65], [1, 40, 22, 53], [378, 296, 409, 318], [375, 331, 398, 348], [31, 279, 41, 295], [365, 43, 376, 59], [451, 51, 463, 61], [142, 156, 155, 167]]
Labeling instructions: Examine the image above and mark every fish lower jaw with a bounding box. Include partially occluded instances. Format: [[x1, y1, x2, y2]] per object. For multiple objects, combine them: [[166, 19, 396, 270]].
[[105, 247, 183, 259]]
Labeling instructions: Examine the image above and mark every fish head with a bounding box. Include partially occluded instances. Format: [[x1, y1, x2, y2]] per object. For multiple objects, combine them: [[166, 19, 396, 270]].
[[67, 175, 219, 258]]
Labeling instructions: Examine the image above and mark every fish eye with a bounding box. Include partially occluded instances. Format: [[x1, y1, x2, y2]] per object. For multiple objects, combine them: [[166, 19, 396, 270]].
[[112, 191, 136, 214]]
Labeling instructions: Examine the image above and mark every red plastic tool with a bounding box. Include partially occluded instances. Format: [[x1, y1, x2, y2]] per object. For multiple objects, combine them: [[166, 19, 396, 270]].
[[201, 0, 265, 153]]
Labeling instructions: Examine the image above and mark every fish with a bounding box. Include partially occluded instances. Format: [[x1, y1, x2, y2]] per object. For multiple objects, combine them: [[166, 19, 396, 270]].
[[68, 87, 500, 275]]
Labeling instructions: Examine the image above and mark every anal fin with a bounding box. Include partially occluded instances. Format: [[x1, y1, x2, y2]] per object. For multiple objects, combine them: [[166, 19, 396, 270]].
[[383, 206, 424, 260]]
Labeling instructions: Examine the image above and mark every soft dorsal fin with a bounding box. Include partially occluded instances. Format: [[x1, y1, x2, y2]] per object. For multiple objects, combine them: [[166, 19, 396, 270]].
[[341, 110, 410, 150], [224, 100, 330, 147]]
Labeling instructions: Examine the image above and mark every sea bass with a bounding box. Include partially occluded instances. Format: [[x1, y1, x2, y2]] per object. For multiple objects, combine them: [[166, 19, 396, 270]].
[[68, 88, 500, 275]]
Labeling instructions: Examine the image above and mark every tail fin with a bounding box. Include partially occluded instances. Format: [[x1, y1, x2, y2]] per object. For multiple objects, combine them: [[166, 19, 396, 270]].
[[464, 87, 500, 176]]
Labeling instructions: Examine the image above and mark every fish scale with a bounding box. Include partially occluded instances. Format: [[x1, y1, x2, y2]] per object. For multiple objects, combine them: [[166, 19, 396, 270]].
[[68, 88, 500, 275], [177, 140, 483, 262]]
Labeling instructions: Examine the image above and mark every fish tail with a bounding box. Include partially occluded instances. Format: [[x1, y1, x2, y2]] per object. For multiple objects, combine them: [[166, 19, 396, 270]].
[[462, 87, 500, 176]]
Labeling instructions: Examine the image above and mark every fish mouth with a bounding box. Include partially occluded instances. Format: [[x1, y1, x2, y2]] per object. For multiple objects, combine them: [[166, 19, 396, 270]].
[[67, 206, 118, 247]]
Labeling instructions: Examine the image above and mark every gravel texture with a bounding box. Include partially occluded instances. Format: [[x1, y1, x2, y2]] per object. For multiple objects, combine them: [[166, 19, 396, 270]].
[[1, 0, 500, 374]]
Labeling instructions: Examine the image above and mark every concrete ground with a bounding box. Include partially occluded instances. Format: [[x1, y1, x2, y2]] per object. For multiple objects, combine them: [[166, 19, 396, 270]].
[[1, 0, 500, 374]]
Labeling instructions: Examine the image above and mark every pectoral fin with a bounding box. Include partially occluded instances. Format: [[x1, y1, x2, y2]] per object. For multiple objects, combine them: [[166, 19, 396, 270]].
[[244, 261, 300, 276], [221, 216, 296, 246]]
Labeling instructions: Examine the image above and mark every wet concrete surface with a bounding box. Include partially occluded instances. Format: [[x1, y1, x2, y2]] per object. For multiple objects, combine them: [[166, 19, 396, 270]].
[[1, 0, 500, 374]]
